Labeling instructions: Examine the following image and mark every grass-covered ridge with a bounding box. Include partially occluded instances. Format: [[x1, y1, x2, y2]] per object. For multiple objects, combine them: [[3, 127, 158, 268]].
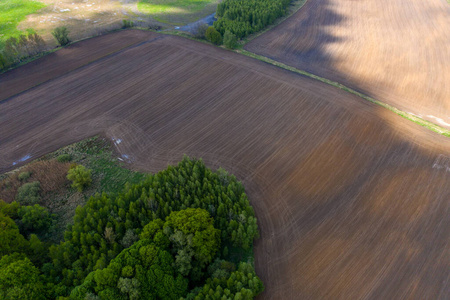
[[0, 138, 263, 299], [0, 0, 46, 47]]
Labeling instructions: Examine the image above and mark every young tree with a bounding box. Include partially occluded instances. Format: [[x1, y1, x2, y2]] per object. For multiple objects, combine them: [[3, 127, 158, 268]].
[[67, 165, 92, 192], [206, 26, 223, 45], [52, 27, 70, 46], [223, 30, 238, 49], [16, 181, 41, 205]]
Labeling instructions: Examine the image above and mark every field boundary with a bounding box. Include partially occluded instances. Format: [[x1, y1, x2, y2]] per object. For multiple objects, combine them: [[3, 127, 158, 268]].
[[237, 49, 450, 138]]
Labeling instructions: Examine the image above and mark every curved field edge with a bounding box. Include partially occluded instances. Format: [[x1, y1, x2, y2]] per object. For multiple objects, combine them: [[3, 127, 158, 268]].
[[237, 49, 450, 138]]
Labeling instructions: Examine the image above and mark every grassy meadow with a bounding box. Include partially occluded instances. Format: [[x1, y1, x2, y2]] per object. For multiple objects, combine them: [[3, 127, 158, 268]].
[[0, 0, 46, 46]]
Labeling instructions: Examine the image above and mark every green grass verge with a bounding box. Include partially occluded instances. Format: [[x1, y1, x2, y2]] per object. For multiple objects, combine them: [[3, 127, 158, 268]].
[[46, 136, 147, 197], [238, 49, 450, 138], [0, 0, 46, 47], [138, 0, 218, 25]]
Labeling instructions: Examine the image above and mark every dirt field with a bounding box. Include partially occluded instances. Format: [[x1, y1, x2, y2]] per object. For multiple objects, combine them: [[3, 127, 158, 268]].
[[245, 0, 450, 129], [1, 31, 449, 299]]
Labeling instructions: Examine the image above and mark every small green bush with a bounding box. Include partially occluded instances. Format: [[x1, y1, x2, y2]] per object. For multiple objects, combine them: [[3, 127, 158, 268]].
[[18, 171, 31, 181], [15, 181, 41, 205], [52, 27, 70, 46], [206, 26, 222, 45], [223, 30, 238, 49], [122, 20, 134, 29], [67, 165, 92, 192], [57, 154, 72, 163]]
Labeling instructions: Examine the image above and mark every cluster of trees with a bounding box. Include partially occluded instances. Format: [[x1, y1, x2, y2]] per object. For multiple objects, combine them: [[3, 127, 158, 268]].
[[0, 157, 263, 299], [214, 0, 291, 38], [1, 26, 70, 72], [0, 32, 46, 71]]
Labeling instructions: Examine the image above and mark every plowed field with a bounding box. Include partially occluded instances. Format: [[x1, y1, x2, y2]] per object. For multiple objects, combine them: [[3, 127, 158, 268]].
[[1, 32, 449, 299], [245, 0, 450, 129]]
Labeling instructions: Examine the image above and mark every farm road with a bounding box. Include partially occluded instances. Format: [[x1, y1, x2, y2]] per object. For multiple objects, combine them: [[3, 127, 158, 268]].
[[1, 32, 450, 299]]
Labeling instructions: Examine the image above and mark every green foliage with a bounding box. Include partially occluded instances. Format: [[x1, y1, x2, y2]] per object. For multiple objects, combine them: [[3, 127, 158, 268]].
[[49, 157, 259, 294], [0, 214, 29, 257], [18, 171, 32, 181], [206, 26, 223, 45], [122, 20, 134, 29], [0, 254, 46, 300], [184, 262, 263, 299], [223, 30, 238, 49], [18, 204, 54, 234], [0, 156, 262, 299], [16, 181, 41, 205], [0, 200, 21, 219], [67, 165, 92, 192], [57, 154, 72, 163], [52, 26, 70, 46], [70, 238, 188, 300], [214, 0, 290, 38]]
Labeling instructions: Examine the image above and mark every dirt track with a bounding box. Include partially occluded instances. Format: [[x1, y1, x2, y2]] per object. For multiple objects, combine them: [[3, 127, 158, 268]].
[[1, 31, 449, 299], [245, 0, 450, 129]]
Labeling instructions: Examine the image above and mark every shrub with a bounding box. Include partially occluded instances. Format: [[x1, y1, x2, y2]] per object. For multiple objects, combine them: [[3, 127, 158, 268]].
[[57, 154, 72, 163], [52, 27, 70, 46], [15, 181, 41, 205], [18, 204, 54, 234], [18, 171, 31, 181], [122, 20, 134, 29], [67, 165, 92, 192], [193, 23, 209, 39], [223, 30, 238, 49], [205, 26, 222, 45]]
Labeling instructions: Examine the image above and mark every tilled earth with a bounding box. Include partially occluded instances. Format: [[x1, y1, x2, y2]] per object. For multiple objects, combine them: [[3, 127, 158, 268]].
[[245, 0, 450, 129], [1, 31, 449, 299]]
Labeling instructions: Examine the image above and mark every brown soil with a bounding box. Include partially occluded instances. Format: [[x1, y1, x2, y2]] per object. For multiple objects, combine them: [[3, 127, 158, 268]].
[[245, 0, 450, 129], [1, 32, 449, 299]]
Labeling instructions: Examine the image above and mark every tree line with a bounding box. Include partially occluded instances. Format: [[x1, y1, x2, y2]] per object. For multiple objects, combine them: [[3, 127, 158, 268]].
[[213, 0, 291, 39]]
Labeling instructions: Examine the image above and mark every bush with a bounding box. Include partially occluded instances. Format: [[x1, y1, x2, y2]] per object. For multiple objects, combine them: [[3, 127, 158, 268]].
[[193, 23, 209, 39], [223, 30, 238, 49], [18, 204, 54, 234], [52, 27, 70, 46], [67, 165, 92, 192], [122, 20, 134, 29], [18, 171, 31, 181], [205, 26, 223, 45], [15, 181, 41, 205], [57, 154, 72, 163]]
